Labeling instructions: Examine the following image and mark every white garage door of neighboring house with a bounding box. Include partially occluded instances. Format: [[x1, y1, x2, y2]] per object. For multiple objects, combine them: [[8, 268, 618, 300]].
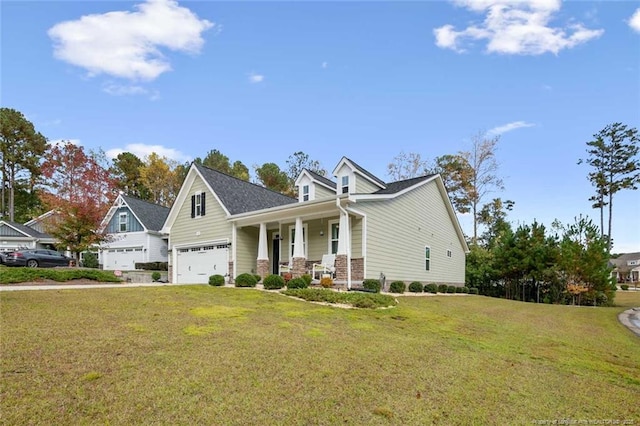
[[176, 244, 228, 284], [104, 247, 144, 270]]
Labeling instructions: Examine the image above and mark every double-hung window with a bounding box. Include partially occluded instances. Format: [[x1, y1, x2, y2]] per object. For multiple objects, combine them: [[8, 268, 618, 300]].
[[330, 222, 339, 254], [119, 213, 128, 232], [302, 185, 309, 201], [341, 176, 349, 194]]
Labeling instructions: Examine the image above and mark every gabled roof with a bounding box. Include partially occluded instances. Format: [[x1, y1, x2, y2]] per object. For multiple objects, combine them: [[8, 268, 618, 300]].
[[120, 195, 170, 231], [0, 220, 52, 239], [374, 175, 436, 195], [610, 252, 640, 270], [296, 169, 337, 191], [195, 162, 297, 215], [333, 157, 386, 189], [24, 210, 58, 227]]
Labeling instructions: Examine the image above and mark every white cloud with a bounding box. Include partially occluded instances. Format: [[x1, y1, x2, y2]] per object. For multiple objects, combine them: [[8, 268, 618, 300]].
[[105, 143, 190, 162], [434, 0, 603, 55], [48, 0, 213, 81], [102, 83, 160, 100], [487, 121, 535, 136], [629, 8, 640, 33], [248, 72, 264, 83]]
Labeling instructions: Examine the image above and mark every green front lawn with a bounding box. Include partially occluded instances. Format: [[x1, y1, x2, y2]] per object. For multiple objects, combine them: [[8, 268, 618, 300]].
[[1, 287, 638, 425]]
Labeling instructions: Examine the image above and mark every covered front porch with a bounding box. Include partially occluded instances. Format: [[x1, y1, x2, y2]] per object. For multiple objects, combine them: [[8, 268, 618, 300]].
[[230, 197, 365, 289]]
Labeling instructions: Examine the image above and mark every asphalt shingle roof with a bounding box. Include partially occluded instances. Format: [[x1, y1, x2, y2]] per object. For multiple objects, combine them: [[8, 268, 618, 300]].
[[121, 195, 170, 231], [195, 163, 297, 215], [343, 157, 386, 188], [305, 169, 336, 189], [3, 220, 52, 239], [373, 175, 435, 195]]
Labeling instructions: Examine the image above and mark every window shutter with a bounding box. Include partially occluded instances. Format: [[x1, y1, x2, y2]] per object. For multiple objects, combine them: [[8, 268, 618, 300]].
[[201, 192, 206, 216], [191, 195, 195, 218]]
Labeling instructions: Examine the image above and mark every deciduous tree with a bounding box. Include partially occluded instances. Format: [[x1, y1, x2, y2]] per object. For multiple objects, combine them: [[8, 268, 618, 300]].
[[140, 153, 181, 207], [387, 151, 430, 181], [40, 141, 116, 258]]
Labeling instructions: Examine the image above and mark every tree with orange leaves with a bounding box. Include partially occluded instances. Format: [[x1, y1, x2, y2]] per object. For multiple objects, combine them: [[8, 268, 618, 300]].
[[40, 141, 117, 260]]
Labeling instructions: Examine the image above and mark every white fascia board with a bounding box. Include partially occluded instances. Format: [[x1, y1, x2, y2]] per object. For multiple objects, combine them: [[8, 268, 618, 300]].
[[161, 164, 231, 234]]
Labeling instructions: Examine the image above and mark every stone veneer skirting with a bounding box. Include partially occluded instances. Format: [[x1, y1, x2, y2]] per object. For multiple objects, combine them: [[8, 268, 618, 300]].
[[291, 257, 306, 278], [256, 259, 270, 280]]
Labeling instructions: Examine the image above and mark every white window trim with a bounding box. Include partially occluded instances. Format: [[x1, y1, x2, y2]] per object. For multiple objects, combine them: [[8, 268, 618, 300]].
[[425, 246, 431, 271], [119, 212, 128, 232], [195, 192, 203, 217], [288, 224, 308, 258], [328, 219, 339, 255], [341, 175, 349, 194], [302, 185, 310, 202]]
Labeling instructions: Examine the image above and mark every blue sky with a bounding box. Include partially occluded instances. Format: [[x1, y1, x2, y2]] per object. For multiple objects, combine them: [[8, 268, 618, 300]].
[[2, 0, 639, 253]]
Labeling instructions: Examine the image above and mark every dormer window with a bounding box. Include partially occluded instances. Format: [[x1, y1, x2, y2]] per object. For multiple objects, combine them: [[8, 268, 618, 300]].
[[119, 212, 128, 232], [341, 176, 349, 194], [302, 185, 309, 201]]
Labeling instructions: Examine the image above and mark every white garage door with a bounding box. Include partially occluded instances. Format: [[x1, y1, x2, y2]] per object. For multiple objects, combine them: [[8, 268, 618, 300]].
[[176, 244, 229, 284], [104, 247, 144, 270]]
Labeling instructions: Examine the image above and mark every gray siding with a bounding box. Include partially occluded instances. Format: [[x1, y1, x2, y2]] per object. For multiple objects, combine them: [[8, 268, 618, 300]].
[[106, 207, 144, 233], [358, 181, 465, 284], [170, 177, 232, 248], [0, 224, 22, 237]]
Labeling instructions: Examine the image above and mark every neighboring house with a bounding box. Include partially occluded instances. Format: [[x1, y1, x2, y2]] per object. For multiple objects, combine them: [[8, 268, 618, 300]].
[[609, 252, 640, 283], [162, 157, 469, 287], [0, 220, 57, 251], [24, 210, 61, 234], [98, 194, 170, 270]]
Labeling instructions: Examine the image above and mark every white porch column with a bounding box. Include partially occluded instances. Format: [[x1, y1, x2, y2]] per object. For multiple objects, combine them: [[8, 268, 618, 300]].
[[337, 211, 350, 255], [293, 217, 305, 258], [257, 223, 268, 260]]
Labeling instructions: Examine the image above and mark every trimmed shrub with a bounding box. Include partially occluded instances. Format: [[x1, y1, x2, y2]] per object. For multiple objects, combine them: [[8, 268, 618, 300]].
[[447, 285, 456, 294], [438, 284, 448, 293], [253, 274, 262, 283], [287, 277, 308, 289], [263, 274, 285, 290], [462, 286, 469, 294], [408, 281, 423, 293], [208, 274, 225, 286], [389, 281, 406, 294], [301, 274, 313, 286], [455, 286, 463, 293], [424, 283, 438, 293], [282, 288, 396, 309], [363, 279, 381, 293], [469, 287, 479, 295], [235, 273, 258, 287], [134, 262, 168, 271], [81, 251, 99, 269], [620, 284, 629, 291], [151, 271, 161, 282]]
